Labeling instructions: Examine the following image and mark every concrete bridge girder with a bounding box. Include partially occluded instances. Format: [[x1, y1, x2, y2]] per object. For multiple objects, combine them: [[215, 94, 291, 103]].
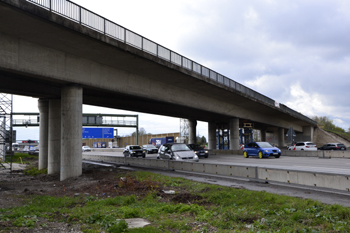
[[0, 0, 317, 179], [0, 30, 305, 131]]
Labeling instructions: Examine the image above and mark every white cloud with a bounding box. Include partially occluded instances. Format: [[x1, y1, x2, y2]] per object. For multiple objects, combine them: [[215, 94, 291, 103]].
[[285, 83, 332, 117]]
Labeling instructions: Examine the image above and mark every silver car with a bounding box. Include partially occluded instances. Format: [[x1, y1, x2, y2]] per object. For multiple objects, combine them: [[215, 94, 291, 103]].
[[157, 143, 199, 162]]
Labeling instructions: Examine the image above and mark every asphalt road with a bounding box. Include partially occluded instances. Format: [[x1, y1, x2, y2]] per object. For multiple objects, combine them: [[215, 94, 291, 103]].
[[84, 151, 350, 176]]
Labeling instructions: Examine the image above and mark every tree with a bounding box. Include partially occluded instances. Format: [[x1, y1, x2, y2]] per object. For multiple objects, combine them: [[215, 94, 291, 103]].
[[312, 116, 346, 132], [312, 116, 336, 130], [131, 127, 148, 137], [196, 136, 207, 145]]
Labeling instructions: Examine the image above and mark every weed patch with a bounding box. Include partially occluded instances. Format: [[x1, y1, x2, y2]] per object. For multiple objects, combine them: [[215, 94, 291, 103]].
[[2, 169, 350, 232]]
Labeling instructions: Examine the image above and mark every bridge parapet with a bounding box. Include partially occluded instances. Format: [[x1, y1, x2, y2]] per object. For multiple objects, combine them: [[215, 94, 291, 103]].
[[23, 0, 315, 126]]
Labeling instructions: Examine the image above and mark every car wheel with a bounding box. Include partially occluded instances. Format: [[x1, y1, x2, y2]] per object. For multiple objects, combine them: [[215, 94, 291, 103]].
[[258, 151, 263, 159], [243, 151, 249, 158], [157, 156, 160, 159], [205, 155, 209, 158], [143, 155, 145, 158], [275, 155, 280, 158]]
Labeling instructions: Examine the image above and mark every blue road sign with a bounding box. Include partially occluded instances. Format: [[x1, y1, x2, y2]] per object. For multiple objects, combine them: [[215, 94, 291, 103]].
[[82, 128, 114, 139]]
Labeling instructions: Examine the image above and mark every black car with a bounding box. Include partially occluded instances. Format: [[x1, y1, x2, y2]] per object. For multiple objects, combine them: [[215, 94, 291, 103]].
[[142, 144, 159, 154], [123, 145, 146, 158], [318, 143, 346, 151], [187, 144, 209, 158]]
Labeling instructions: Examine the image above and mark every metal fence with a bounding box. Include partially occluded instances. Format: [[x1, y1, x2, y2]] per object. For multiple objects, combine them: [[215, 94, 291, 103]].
[[25, 0, 315, 125]]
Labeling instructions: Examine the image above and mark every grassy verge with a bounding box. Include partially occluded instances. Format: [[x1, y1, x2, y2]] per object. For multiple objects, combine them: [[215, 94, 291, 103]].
[[1, 171, 350, 232], [3, 152, 38, 164], [324, 129, 350, 142]]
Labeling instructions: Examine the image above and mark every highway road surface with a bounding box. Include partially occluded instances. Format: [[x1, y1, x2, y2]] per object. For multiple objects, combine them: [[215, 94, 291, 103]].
[[83, 151, 350, 176]]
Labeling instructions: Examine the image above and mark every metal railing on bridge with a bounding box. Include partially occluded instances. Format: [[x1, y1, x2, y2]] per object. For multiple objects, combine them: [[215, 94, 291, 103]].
[[25, 0, 315, 125]]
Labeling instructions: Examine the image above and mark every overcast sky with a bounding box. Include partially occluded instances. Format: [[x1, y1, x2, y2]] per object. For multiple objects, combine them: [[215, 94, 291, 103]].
[[13, 0, 350, 141]]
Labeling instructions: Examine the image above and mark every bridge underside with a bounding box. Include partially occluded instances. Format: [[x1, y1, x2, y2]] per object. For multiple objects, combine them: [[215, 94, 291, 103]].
[[0, 0, 316, 180]]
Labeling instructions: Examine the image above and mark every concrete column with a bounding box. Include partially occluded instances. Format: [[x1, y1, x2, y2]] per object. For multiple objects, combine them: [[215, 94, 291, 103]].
[[229, 118, 239, 150], [261, 129, 266, 141], [208, 121, 216, 150], [278, 127, 284, 147], [188, 119, 197, 144], [48, 99, 61, 174], [38, 99, 49, 170], [60, 85, 83, 181], [302, 126, 314, 142]]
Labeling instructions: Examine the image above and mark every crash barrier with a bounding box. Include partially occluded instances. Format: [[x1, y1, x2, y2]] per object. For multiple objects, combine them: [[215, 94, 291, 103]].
[[91, 148, 124, 153], [211, 149, 243, 155], [282, 150, 350, 158], [82, 154, 350, 192]]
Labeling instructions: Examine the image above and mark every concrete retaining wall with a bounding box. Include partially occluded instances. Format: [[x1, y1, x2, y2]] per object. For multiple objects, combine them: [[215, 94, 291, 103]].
[[82, 154, 350, 192], [282, 150, 350, 158]]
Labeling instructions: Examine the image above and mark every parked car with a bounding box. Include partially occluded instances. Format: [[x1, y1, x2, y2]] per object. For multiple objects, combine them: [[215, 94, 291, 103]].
[[243, 142, 281, 158], [187, 144, 209, 158], [28, 147, 39, 155], [318, 143, 347, 151], [82, 146, 91, 152], [123, 145, 146, 158], [142, 144, 159, 154], [157, 143, 199, 162], [288, 142, 317, 151]]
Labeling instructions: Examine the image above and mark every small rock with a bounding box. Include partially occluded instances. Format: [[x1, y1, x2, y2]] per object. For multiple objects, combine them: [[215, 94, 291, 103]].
[[162, 190, 176, 194], [74, 193, 80, 197]]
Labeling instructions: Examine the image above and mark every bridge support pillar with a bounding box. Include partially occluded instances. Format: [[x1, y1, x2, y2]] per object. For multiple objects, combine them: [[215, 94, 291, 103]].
[[48, 99, 61, 174], [229, 118, 239, 150], [261, 129, 266, 141], [188, 119, 197, 144], [303, 126, 314, 141], [60, 85, 82, 181], [208, 122, 216, 150], [278, 127, 284, 148], [38, 99, 49, 170]]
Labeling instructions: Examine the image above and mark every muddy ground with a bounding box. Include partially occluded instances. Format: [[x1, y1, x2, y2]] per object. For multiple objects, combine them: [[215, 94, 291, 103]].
[[0, 161, 216, 232]]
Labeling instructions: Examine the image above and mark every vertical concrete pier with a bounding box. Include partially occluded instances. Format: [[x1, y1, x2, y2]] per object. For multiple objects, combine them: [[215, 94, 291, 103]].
[[278, 127, 284, 147], [303, 126, 314, 141], [261, 129, 266, 141], [188, 119, 197, 144], [60, 85, 82, 181], [208, 121, 216, 149], [230, 118, 239, 150], [48, 99, 61, 174], [38, 99, 49, 170]]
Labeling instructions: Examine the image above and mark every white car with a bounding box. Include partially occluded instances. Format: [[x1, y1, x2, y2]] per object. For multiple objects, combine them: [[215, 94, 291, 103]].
[[82, 146, 91, 152], [289, 142, 317, 151]]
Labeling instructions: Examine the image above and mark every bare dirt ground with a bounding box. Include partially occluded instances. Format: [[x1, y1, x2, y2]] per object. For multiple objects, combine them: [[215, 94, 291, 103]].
[[0, 161, 215, 233]]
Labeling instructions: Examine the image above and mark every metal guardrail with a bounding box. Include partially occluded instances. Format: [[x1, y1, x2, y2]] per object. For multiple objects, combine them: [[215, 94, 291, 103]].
[[25, 0, 316, 125]]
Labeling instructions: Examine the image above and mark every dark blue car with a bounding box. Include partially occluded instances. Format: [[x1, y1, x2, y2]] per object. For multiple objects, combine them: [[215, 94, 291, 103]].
[[243, 142, 281, 159]]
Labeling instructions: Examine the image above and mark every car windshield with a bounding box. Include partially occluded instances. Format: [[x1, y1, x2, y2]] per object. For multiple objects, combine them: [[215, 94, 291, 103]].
[[306, 143, 315, 145], [256, 142, 274, 148], [130, 146, 141, 150], [171, 144, 190, 152], [189, 145, 203, 150], [144, 145, 156, 148]]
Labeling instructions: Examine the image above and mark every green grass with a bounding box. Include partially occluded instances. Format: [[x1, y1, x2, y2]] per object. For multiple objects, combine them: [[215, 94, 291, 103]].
[[1, 171, 350, 232], [3, 152, 38, 164], [325, 129, 350, 142]]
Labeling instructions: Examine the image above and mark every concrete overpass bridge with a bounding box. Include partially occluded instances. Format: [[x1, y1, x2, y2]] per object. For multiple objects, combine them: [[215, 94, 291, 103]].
[[0, 0, 316, 180]]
